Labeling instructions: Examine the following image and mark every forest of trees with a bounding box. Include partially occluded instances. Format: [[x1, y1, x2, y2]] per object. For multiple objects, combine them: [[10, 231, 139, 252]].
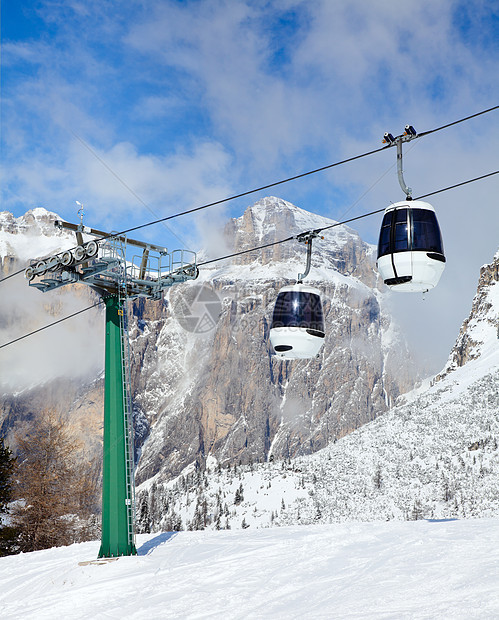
[[0, 410, 100, 556]]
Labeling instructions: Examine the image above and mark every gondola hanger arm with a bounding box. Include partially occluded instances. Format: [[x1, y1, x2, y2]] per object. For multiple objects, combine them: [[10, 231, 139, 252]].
[[296, 230, 324, 282], [382, 125, 418, 199]]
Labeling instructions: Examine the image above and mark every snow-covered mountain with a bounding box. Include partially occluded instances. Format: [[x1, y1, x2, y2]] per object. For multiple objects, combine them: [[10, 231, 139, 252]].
[[0, 208, 73, 268], [137, 247, 499, 530], [1, 198, 418, 489], [130, 197, 417, 484], [2, 201, 498, 538], [0, 209, 104, 455]]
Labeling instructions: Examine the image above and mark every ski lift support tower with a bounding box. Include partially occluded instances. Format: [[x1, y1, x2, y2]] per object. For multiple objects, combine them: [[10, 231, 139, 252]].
[[24, 216, 198, 558]]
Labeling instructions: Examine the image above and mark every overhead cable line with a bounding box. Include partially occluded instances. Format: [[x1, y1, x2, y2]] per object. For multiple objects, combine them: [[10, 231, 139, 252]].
[[417, 104, 499, 138], [0, 300, 104, 350], [0, 142, 397, 275], [2, 167, 498, 350], [413, 169, 499, 201], [0, 268, 25, 283], [92, 145, 391, 242], [197, 207, 389, 267], [315, 170, 499, 234], [1, 106, 498, 284], [93, 104, 499, 241], [199, 168, 499, 267]]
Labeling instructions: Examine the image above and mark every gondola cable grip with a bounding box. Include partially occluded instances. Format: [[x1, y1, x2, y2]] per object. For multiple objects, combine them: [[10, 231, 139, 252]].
[[296, 231, 323, 283]]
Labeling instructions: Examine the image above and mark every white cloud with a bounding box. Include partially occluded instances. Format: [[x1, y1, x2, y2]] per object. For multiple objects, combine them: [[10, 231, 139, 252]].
[[68, 139, 233, 212], [3, 134, 234, 248], [2, 0, 498, 372], [0, 278, 104, 390]]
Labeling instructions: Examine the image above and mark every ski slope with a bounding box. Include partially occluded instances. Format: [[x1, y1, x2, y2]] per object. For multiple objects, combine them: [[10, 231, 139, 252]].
[[1, 519, 498, 619]]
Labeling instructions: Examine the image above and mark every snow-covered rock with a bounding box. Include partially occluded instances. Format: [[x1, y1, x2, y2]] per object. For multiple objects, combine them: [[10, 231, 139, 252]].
[[138, 247, 499, 529], [437, 250, 499, 379], [132, 197, 417, 484]]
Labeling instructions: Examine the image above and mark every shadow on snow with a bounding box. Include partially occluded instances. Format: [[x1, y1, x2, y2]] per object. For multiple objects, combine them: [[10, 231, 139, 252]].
[[137, 532, 178, 556]]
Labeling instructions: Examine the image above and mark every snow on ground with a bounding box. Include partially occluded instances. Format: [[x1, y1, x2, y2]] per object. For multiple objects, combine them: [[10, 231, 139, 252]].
[[1, 518, 499, 619]]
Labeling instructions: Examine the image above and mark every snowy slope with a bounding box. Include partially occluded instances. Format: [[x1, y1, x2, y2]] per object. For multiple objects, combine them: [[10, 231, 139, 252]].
[[138, 360, 499, 530], [137, 249, 499, 530], [1, 519, 499, 619], [137, 327, 499, 530]]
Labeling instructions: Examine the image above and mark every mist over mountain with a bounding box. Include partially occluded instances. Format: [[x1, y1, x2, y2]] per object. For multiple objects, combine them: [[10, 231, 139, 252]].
[[129, 197, 418, 484], [1, 199, 417, 479], [137, 246, 499, 531], [0, 208, 104, 455]]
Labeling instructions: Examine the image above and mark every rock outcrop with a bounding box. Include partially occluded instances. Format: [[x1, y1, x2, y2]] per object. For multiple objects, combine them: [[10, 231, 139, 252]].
[[0, 200, 419, 487], [437, 249, 499, 380], [131, 197, 417, 484]]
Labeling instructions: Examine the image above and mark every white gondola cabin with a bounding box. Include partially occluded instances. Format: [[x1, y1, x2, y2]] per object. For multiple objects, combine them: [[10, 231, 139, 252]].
[[377, 200, 445, 292], [270, 283, 325, 359]]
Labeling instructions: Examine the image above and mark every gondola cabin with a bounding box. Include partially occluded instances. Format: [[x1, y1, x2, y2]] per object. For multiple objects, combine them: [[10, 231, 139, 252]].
[[270, 283, 325, 359], [377, 200, 445, 292]]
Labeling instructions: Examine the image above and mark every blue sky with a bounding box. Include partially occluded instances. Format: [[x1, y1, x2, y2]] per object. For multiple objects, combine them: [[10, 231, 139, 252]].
[[2, 0, 499, 369]]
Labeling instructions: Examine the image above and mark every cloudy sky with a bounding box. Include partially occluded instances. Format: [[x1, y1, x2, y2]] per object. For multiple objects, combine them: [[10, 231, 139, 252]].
[[2, 0, 499, 372]]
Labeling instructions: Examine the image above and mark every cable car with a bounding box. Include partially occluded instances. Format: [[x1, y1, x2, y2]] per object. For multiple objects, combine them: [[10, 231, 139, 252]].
[[377, 200, 445, 292], [270, 283, 325, 359]]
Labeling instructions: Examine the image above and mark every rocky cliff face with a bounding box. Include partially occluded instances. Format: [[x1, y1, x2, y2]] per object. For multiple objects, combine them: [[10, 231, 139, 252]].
[[131, 197, 418, 485], [437, 249, 499, 380], [137, 247, 499, 533], [0, 200, 419, 488]]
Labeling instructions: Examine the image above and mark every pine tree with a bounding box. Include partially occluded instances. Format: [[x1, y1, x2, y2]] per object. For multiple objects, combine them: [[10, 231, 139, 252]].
[[0, 438, 19, 556], [410, 499, 424, 521], [0, 438, 16, 514], [215, 508, 221, 530], [201, 498, 208, 527], [234, 483, 244, 505], [137, 494, 151, 533], [373, 466, 383, 490]]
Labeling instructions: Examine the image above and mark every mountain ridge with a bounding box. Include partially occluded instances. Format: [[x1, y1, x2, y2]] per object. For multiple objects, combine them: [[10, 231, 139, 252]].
[[2, 199, 422, 494], [132, 196, 417, 483], [137, 246, 499, 529]]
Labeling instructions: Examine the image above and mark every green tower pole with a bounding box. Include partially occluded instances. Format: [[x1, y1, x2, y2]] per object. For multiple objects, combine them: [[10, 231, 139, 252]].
[[98, 295, 137, 558]]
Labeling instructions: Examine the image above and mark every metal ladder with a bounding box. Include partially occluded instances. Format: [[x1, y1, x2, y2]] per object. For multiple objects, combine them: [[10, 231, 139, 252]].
[[116, 239, 136, 551]]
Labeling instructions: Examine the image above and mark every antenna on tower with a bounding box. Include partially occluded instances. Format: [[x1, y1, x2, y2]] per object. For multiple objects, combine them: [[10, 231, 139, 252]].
[[76, 201, 84, 225]]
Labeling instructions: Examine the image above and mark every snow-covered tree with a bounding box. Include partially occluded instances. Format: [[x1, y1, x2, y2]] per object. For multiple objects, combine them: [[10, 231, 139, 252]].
[[0, 438, 18, 556]]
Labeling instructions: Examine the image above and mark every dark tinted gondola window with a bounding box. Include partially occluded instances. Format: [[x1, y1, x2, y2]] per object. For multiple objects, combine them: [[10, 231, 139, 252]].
[[411, 209, 444, 254], [377, 211, 393, 258], [378, 207, 444, 257], [393, 208, 409, 251], [377, 208, 409, 257], [272, 291, 324, 332]]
